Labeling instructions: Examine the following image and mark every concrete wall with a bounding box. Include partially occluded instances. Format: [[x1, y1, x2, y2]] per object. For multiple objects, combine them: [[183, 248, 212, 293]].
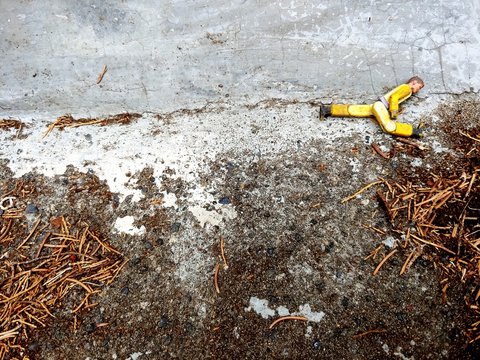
[[1, 0, 479, 117]]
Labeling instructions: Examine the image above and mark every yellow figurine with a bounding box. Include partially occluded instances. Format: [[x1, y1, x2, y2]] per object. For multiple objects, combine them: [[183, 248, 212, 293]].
[[320, 76, 425, 137]]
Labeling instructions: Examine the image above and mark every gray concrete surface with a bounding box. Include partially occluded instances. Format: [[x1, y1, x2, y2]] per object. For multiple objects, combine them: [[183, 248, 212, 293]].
[[1, 0, 479, 117]]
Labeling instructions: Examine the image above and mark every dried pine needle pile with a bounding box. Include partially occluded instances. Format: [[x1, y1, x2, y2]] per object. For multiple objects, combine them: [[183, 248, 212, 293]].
[[0, 200, 125, 358], [352, 124, 479, 342], [0, 119, 23, 131], [43, 113, 141, 137]]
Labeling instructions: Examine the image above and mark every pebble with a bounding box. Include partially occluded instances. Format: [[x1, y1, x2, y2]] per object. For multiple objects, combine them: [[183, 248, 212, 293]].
[[171, 222, 181, 232], [158, 315, 170, 328], [184, 322, 194, 334], [315, 282, 325, 292], [144, 241, 153, 250], [313, 340, 322, 350], [266, 247, 275, 256], [341, 297, 349, 308], [396, 312, 406, 322], [163, 335, 172, 346], [325, 241, 334, 253], [25, 203, 39, 214], [156, 238, 164, 246], [131, 257, 141, 266], [218, 197, 231, 205], [121, 287, 129, 296], [293, 233, 303, 242], [85, 323, 96, 333]]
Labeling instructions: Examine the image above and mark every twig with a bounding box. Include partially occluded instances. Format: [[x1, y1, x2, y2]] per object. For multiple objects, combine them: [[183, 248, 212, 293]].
[[396, 137, 429, 150], [214, 263, 221, 294], [371, 143, 390, 159], [372, 249, 398, 276], [353, 329, 387, 338], [460, 130, 480, 143], [269, 316, 308, 329], [220, 236, 228, 269], [342, 180, 382, 203], [96, 65, 108, 84]]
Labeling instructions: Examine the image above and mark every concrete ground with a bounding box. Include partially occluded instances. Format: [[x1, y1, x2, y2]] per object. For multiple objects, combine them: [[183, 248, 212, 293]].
[[1, 1, 480, 359]]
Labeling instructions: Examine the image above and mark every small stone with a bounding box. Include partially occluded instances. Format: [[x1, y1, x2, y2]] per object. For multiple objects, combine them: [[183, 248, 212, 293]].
[[341, 297, 349, 308], [163, 335, 172, 346], [84, 134, 92, 141], [121, 287, 129, 296], [131, 257, 141, 266], [156, 238, 164, 246], [85, 323, 96, 333], [266, 247, 275, 256], [293, 233, 303, 242], [315, 282, 325, 292], [171, 222, 181, 232], [158, 316, 170, 328], [313, 339, 321, 350], [396, 312, 406, 322], [325, 241, 334, 253], [219, 197, 231, 205], [184, 321, 194, 334], [25, 203, 39, 214], [310, 219, 318, 226], [144, 241, 153, 250], [0, 209, 4, 216]]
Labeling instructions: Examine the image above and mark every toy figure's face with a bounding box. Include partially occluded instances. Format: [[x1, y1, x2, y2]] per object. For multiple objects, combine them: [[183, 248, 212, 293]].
[[409, 80, 424, 94]]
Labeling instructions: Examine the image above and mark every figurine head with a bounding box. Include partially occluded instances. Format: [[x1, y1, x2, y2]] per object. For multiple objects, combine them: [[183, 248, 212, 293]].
[[407, 76, 424, 94]]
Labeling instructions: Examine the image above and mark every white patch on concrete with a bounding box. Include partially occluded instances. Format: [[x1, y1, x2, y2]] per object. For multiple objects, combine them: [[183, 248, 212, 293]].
[[188, 205, 223, 227], [305, 325, 313, 338], [411, 158, 422, 167], [297, 304, 325, 322], [113, 216, 146, 236], [431, 140, 450, 154], [393, 347, 412, 360], [188, 204, 237, 227], [246, 297, 276, 319], [126, 353, 143, 360], [383, 236, 397, 248], [349, 158, 361, 173], [246, 297, 325, 323], [161, 191, 178, 208], [277, 306, 290, 317]]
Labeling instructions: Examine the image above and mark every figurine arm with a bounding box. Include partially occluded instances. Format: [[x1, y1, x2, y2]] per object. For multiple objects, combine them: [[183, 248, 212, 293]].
[[388, 84, 411, 119]]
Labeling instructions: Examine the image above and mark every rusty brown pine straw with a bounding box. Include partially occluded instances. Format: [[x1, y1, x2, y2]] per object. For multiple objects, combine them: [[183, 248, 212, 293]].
[[43, 113, 142, 137], [0, 214, 126, 359], [0, 119, 23, 131], [269, 316, 308, 329], [343, 154, 479, 342]]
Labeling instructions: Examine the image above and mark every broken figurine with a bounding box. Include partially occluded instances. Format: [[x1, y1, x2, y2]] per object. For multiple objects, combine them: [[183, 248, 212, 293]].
[[320, 76, 425, 138]]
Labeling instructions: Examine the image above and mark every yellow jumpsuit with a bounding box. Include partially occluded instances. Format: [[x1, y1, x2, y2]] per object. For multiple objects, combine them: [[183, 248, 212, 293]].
[[327, 84, 417, 137]]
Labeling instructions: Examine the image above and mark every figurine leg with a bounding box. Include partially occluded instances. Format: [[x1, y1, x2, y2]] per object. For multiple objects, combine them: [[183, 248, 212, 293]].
[[372, 101, 417, 137], [330, 104, 373, 117]]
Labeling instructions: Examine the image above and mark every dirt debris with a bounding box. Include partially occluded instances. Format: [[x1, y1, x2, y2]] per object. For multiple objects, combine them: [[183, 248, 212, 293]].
[[43, 113, 142, 137], [0, 180, 125, 359], [349, 99, 480, 343]]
